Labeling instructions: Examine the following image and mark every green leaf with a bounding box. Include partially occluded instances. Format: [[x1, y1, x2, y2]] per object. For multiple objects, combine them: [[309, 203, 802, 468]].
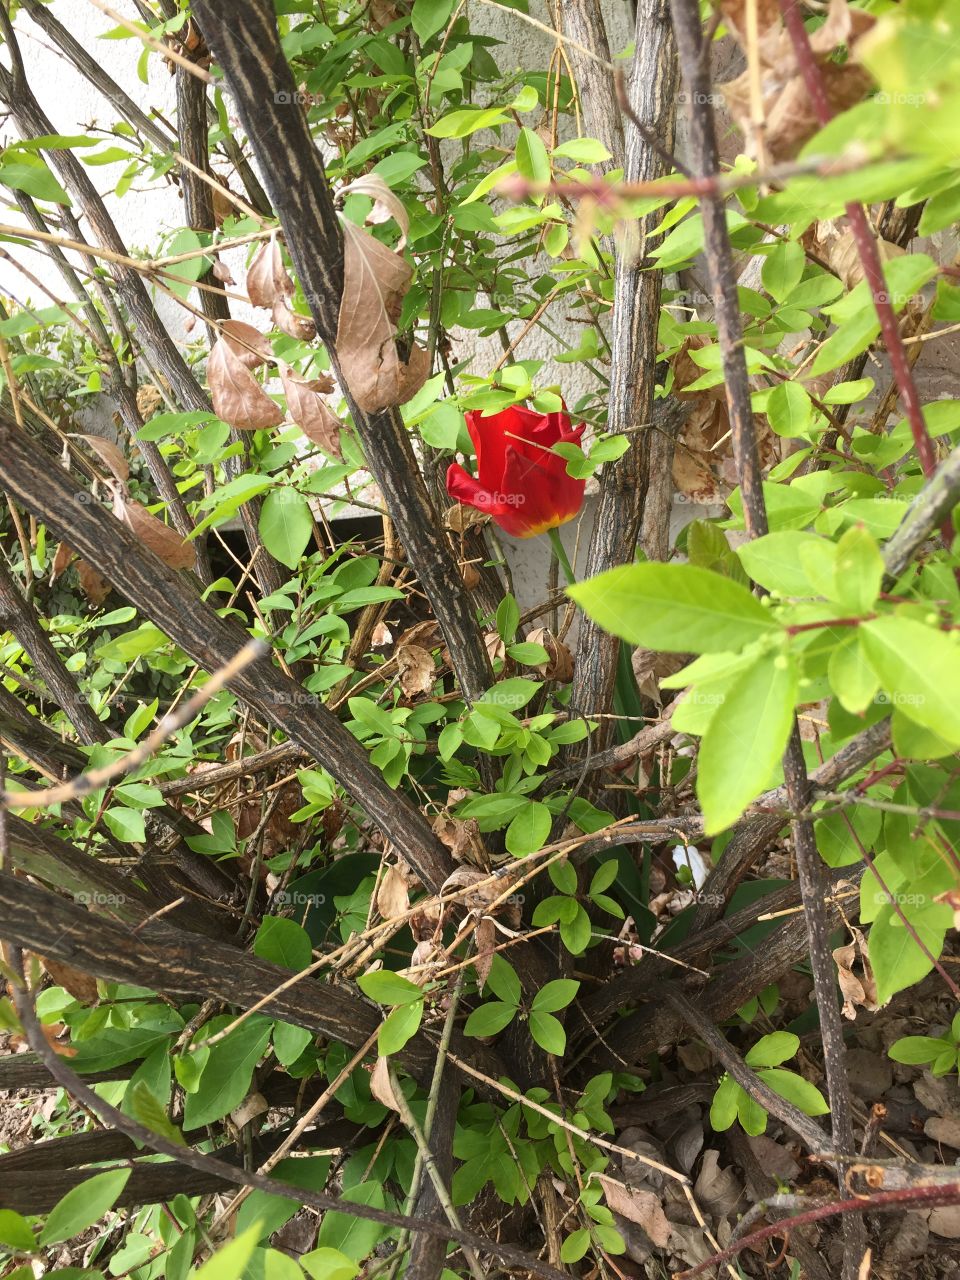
[[183, 1018, 273, 1130], [496, 593, 521, 643], [254, 917, 313, 971], [737, 1087, 769, 1135], [833, 524, 884, 614], [737, 531, 829, 597], [314, 1183, 387, 1262], [505, 800, 552, 856], [560, 1228, 591, 1263], [529, 1010, 566, 1055], [553, 137, 611, 163], [412, 0, 455, 42], [870, 899, 950, 1004], [464, 1000, 518, 1037], [860, 617, 960, 747], [589, 859, 618, 896], [516, 127, 551, 186], [273, 1021, 313, 1067], [757, 1068, 830, 1116], [532, 978, 580, 1013], [568, 563, 777, 654], [559, 903, 592, 954], [378, 999, 423, 1055], [40, 1168, 131, 1245], [828, 634, 880, 714], [0, 1210, 37, 1252], [484, 954, 522, 1005], [258, 489, 313, 570], [127, 1081, 184, 1145], [762, 240, 805, 303], [103, 806, 146, 843], [357, 970, 423, 1006], [0, 158, 71, 205], [888, 1035, 950, 1065], [427, 106, 510, 138], [709, 1073, 740, 1131], [766, 381, 813, 438], [697, 654, 797, 834], [300, 1248, 359, 1280], [191, 1225, 262, 1279], [744, 1031, 799, 1068]]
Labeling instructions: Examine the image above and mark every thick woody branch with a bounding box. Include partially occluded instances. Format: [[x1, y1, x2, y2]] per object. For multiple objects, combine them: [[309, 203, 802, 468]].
[[568, 0, 680, 751], [0, 418, 454, 892], [194, 0, 493, 703]]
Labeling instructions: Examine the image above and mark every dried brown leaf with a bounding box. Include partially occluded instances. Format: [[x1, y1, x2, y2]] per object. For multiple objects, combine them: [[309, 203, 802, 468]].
[[246, 235, 293, 310], [833, 925, 879, 1018], [77, 559, 110, 604], [433, 814, 487, 867], [597, 1177, 672, 1247], [114, 494, 196, 572], [272, 298, 317, 342], [51, 541, 74, 582], [369, 1055, 403, 1113], [279, 362, 343, 458], [474, 917, 496, 989], [376, 863, 410, 920], [76, 433, 129, 485], [693, 1149, 743, 1218], [220, 319, 274, 369], [211, 257, 235, 285], [336, 220, 428, 413], [397, 642, 435, 698], [341, 174, 409, 249], [526, 627, 574, 682], [208, 336, 283, 431], [40, 956, 98, 1004], [445, 502, 489, 533]]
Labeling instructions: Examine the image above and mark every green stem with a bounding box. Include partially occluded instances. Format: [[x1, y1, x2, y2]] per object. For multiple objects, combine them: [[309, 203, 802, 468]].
[[547, 525, 576, 585]]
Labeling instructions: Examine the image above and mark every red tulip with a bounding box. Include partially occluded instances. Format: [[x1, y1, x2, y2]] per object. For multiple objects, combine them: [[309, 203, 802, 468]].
[[446, 404, 586, 539]]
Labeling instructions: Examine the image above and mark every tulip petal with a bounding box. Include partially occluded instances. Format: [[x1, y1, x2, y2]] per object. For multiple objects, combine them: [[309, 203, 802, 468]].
[[445, 462, 512, 519], [494, 446, 585, 538]]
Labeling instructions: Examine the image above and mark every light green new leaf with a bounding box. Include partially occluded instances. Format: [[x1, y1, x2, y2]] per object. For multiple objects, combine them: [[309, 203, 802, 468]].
[[568, 563, 777, 654], [40, 1168, 131, 1245], [0, 1209, 36, 1252], [860, 617, 960, 747], [709, 1073, 740, 1131], [757, 1068, 829, 1116], [191, 1225, 263, 1279], [833, 524, 884, 614], [744, 1031, 799, 1068], [378, 999, 423, 1055], [697, 654, 798, 834], [870, 899, 950, 1005], [412, 0, 455, 43], [464, 1000, 518, 1038], [357, 970, 423, 1006], [737, 531, 828, 597]]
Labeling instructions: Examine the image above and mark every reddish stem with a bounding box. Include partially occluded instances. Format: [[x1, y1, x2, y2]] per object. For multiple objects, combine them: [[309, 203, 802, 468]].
[[778, 0, 938, 481], [676, 1180, 960, 1279]]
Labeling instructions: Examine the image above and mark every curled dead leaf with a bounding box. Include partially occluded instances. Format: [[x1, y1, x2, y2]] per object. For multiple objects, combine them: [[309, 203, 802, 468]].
[[397, 642, 435, 698], [76, 433, 129, 485], [51, 541, 74, 582], [136, 384, 163, 418], [445, 502, 490, 534], [336, 220, 430, 413], [208, 336, 283, 431], [211, 257, 236, 285], [460, 560, 480, 590], [219, 318, 275, 369], [279, 362, 343, 458], [370, 1055, 402, 1113], [341, 174, 409, 249], [376, 863, 410, 920], [474, 917, 496, 989], [272, 298, 317, 343], [526, 627, 573, 682], [246, 234, 294, 310], [433, 813, 487, 867], [833, 925, 879, 1018]]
